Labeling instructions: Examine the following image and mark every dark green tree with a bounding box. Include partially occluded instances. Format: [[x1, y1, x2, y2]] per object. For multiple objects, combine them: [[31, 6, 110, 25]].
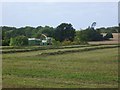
[[54, 23, 75, 42], [104, 32, 113, 40], [79, 28, 103, 42], [41, 26, 55, 37], [96, 26, 119, 33], [24, 26, 35, 38], [2, 39, 10, 46]]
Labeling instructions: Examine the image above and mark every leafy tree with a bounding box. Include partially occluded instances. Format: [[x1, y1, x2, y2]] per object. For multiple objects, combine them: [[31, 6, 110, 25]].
[[55, 23, 75, 42], [96, 26, 119, 33], [24, 26, 35, 38], [34, 33, 42, 39], [2, 26, 17, 39], [2, 39, 10, 46], [36, 26, 43, 30], [2, 25, 119, 46], [74, 31, 81, 44], [10, 36, 28, 46], [79, 28, 103, 42], [2, 30, 13, 46], [41, 26, 55, 37]]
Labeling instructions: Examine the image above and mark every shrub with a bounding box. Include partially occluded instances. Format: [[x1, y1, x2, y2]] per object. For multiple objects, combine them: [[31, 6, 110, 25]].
[[52, 39, 61, 46], [61, 40, 72, 46], [104, 32, 113, 40], [9, 36, 28, 46], [79, 28, 103, 41], [2, 39, 10, 46], [71, 41, 80, 45]]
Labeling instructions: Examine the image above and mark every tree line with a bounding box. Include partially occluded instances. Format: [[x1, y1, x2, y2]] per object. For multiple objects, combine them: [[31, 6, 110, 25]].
[[1, 23, 119, 46]]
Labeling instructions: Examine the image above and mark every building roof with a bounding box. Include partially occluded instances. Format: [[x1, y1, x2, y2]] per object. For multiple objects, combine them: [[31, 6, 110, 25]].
[[28, 38, 41, 41]]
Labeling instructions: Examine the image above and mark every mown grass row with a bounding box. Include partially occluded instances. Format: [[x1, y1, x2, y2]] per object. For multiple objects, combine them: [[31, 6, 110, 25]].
[[2, 44, 119, 54], [1, 43, 118, 49], [38, 45, 119, 56], [1, 45, 93, 54]]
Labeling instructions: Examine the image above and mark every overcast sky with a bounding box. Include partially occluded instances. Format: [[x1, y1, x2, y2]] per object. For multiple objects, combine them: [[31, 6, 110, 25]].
[[118, 1, 120, 23], [2, 2, 118, 29]]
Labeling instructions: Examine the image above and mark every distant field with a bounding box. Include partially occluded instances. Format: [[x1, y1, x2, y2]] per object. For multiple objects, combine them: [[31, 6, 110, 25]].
[[2, 45, 118, 88], [88, 33, 119, 44]]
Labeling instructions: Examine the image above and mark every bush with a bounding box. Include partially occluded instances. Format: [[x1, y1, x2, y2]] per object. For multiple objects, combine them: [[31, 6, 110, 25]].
[[71, 41, 80, 45], [104, 32, 113, 40], [61, 40, 72, 46], [52, 39, 61, 46], [9, 36, 28, 46], [79, 28, 103, 41], [2, 39, 10, 46]]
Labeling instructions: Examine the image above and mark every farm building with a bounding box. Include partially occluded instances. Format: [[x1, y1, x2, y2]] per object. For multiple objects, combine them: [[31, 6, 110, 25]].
[[41, 37, 52, 45], [28, 38, 41, 45], [28, 34, 52, 46]]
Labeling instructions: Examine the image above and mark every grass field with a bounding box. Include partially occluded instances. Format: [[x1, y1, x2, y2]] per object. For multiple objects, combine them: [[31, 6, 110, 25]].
[[2, 45, 118, 88]]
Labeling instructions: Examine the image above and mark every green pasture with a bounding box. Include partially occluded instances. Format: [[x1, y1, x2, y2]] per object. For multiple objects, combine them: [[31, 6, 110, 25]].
[[2, 45, 119, 88]]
